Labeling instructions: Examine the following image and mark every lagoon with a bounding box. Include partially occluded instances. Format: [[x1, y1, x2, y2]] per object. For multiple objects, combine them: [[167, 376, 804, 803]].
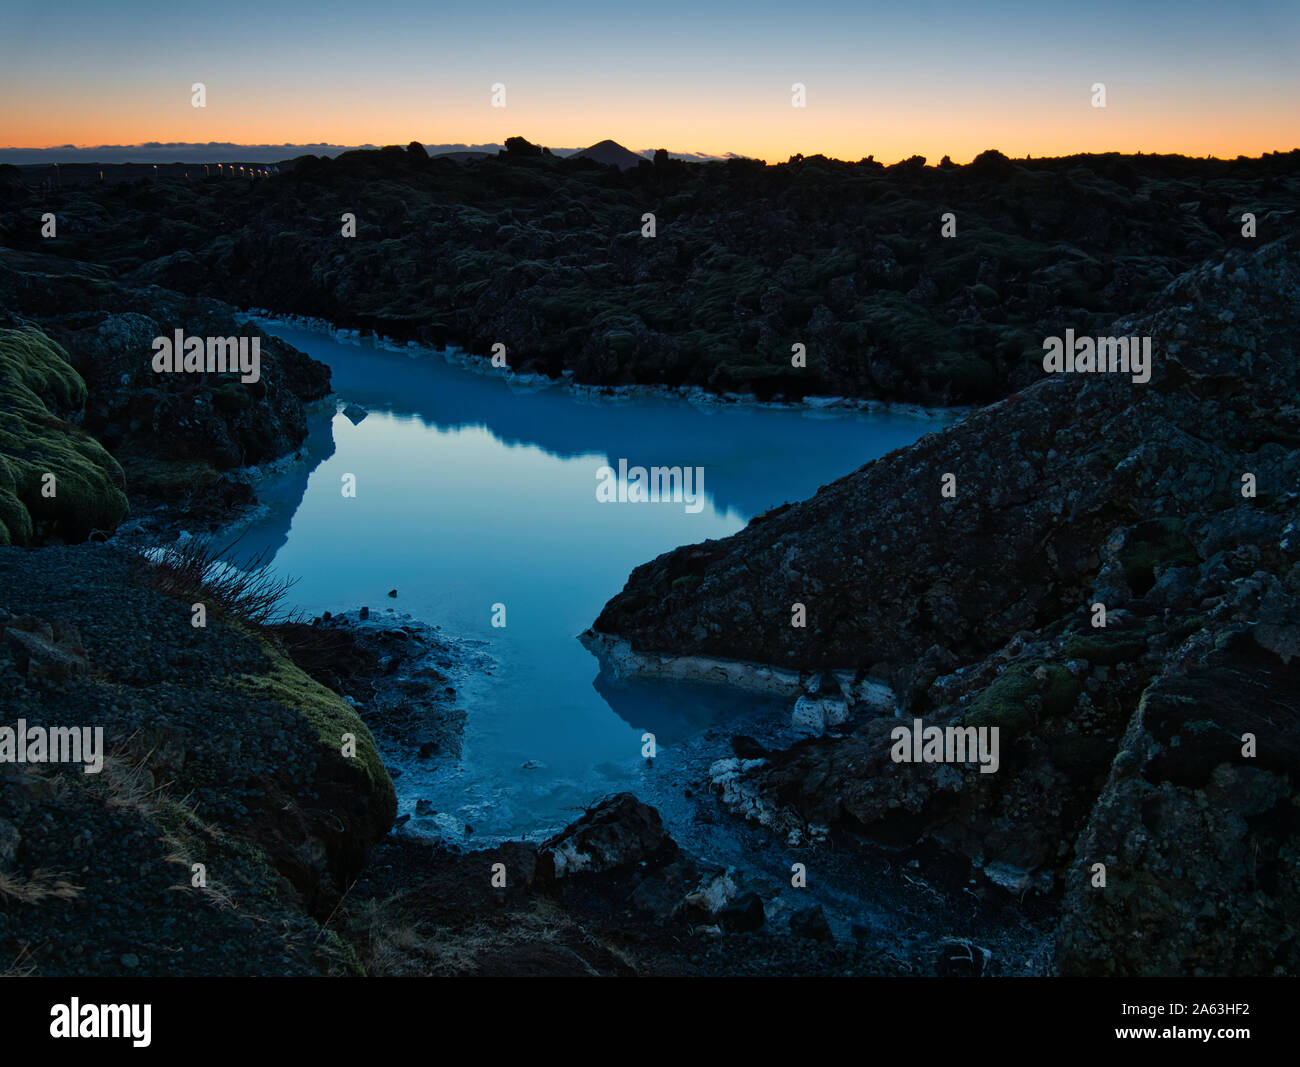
[[235, 322, 956, 842]]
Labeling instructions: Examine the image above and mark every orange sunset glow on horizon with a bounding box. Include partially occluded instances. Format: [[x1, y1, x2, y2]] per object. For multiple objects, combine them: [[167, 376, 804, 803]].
[[3, 0, 1297, 164]]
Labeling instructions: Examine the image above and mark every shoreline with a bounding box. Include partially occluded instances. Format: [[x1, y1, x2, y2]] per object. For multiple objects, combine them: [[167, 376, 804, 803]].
[[580, 630, 898, 710], [243, 309, 973, 424]]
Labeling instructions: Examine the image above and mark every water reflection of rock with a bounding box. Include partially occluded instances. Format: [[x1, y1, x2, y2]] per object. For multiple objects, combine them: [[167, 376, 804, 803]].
[[269, 327, 947, 523], [225, 404, 337, 566], [592, 671, 786, 746]]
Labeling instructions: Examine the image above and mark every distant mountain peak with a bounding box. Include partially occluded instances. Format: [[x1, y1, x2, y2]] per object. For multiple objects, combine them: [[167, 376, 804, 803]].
[[573, 139, 646, 170]]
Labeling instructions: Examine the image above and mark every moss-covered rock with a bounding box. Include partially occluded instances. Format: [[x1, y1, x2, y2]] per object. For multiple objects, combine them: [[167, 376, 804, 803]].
[[0, 325, 128, 544], [1064, 631, 1150, 666], [964, 664, 1038, 734], [964, 660, 1082, 736], [234, 635, 393, 801]]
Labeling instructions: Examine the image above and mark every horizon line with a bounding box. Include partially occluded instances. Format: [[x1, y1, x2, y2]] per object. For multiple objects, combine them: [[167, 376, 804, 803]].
[[5, 141, 1299, 168]]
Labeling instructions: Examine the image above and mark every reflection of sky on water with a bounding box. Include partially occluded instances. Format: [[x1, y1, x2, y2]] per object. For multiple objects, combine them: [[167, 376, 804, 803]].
[[235, 324, 954, 836]]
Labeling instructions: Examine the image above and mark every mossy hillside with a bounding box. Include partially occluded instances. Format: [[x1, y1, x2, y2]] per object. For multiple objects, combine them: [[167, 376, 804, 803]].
[[0, 255, 332, 484], [232, 635, 393, 801], [0, 324, 85, 409], [0, 326, 128, 544], [0, 471, 29, 546], [12, 147, 1298, 405]]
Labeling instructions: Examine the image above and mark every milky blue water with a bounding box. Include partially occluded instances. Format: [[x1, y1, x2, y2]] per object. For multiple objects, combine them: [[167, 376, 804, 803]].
[[236, 323, 955, 840]]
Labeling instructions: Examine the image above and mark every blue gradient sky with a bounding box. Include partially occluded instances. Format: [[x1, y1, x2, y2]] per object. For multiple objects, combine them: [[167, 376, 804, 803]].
[[2, 0, 1297, 161]]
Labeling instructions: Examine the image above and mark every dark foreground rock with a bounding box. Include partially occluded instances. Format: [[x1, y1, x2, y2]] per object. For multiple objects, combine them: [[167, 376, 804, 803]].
[[590, 236, 1300, 976], [537, 793, 673, 880], [1056, 629, 1300, 976], [0, 544, 394, 976], [4, 544, 888, 977], [333, 792, 913, 977]]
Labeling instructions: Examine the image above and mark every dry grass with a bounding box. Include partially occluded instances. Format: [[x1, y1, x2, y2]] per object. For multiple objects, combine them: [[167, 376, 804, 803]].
[[88, 737, 241, 913], [347, 894, 607, 977], [143, 534, 301, 627], [0, 746, 218, 915], [0, 767, 80, 907], [0, 868, 82, 904], [96, 748, 175, 811], [1, 944, 38, 977]]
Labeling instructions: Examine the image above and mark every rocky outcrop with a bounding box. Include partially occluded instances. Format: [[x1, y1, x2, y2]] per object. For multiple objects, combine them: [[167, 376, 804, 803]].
[[1056, 627, 1300, 976], [590, 236, 1300, 975], [0, 250, 329, 473], [333, 795, 916, 976], [0, 249, 330, 537], [592, 237, 1300, 693], [2, 616, 89, 682], [537, 793, 673, 880]]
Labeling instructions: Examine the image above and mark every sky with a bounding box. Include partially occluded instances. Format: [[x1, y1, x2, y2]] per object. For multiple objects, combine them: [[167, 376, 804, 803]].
[[2, 0, 1298, 163]]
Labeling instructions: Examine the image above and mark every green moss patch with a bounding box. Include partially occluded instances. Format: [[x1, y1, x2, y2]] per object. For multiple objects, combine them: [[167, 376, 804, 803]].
[[1064, 632, 1150, 666], [0, 326, 129, 544], [965, 660, 1082, 736], [232, 636, 391, 797]]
